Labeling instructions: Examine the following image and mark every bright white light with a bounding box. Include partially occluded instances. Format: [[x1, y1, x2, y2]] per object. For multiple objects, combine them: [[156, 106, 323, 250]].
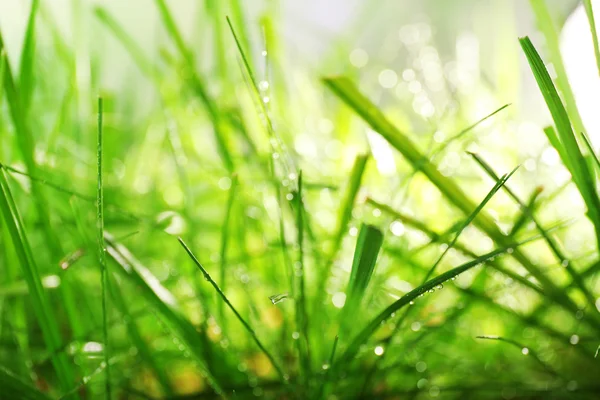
[[561, 2, 600, 147], [366, 129, 397, 176], [374, 345, 385, 356], [332, 292, 346, 308]]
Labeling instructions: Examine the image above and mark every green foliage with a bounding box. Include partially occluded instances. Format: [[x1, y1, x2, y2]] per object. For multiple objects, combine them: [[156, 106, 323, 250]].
[[0, 1, 600, 399]]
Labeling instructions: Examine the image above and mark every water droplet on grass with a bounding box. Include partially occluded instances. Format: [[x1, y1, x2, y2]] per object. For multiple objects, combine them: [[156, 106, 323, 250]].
[[292, 332, 300, 340], [269, 293, 289, 305], [570, 334, 579, 345], [374, 346, 385, 356], [521, 347, 529, 355]]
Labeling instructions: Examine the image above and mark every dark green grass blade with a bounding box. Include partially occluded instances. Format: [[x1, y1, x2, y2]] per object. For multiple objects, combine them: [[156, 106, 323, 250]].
[[520, 36, 600, 251], [339, 224, 383, 334], [18, 0, 39, 112], [178, 237, 287, 383], [0, 365, 52, 400], [0, 170, 77, 398], [322, 76, 584, 328], [96, 98, 111, 399], [583, 0, 600, 76]]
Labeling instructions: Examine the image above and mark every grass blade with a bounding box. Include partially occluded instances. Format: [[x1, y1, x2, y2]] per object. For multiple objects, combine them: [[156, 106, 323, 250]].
[[583, 0, 600, 76], [339, 224, 383, 334], [520, 36, 600, 253], [0, 169, 77, 398], [219, 174, 238, 331], [178, 237, 287, 383], [322, 76, 585, 329], [18, 0, 39, 112], [528, 0, 586, 136], [96, 97, 111, 399]]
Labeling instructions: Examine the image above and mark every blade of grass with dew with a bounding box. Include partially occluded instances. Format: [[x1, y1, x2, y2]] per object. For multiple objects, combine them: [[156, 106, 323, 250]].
[[0, 169, 78, 398], [104, 232, 226, 397], [521, 36, 600, 264], [357, 167, 517, 394], [583, 0, 600, 76], [96, 97, 111, 399], [18, 0, 39, 112], [322, 76, 585, 329], [468, 150, 598, 310], [178, 237, 288, 384], [0, 365, 52, 400], [528, 0, 586, 136], [339, 224, 383, 336], [219, 173, 238, 331], [374, 199, 545, 295], [336, 239, 533, 369]]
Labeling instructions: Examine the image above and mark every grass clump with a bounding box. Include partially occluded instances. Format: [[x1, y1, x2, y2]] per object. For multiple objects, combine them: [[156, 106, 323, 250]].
[[0, 1, 600, 399]]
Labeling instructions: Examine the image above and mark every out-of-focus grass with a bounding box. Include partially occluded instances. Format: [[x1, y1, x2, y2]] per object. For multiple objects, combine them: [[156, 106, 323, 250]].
[[0, 1, 600, 399]]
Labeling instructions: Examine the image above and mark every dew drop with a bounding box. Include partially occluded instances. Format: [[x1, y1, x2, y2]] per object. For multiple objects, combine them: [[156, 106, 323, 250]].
[[561, 259, 569, 267], [507, 247, 514, 254], [269, 292, 289, 305], [570, 334, 579, 345], [521, 347, 529, 355], [374, 346, 385, 356], [292, 332, 300, 340]]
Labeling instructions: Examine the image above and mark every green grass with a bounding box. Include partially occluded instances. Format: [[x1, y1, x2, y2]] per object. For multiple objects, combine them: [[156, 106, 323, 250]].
[[1, 1, 600, 399]]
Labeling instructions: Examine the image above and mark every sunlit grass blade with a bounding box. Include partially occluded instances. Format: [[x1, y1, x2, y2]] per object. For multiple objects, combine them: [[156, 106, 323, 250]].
[[322, 76, 584, 327], [178, 237, 287, 383], [18, 0, 39, 112], [520, 36, 600, 252], [0, 169, 77, 398], [433, 103, 511, 155], [339, 224, 383, 334], [96, 97, 111, 399], [583, 0, 600, 76], [528, 0, 586, 136], [0, 365, 52, 400], [469, 150, 598, 310]]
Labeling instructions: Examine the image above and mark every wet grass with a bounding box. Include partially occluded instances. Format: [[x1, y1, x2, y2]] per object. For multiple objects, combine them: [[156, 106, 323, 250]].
[[0, 1, 600, 399]]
